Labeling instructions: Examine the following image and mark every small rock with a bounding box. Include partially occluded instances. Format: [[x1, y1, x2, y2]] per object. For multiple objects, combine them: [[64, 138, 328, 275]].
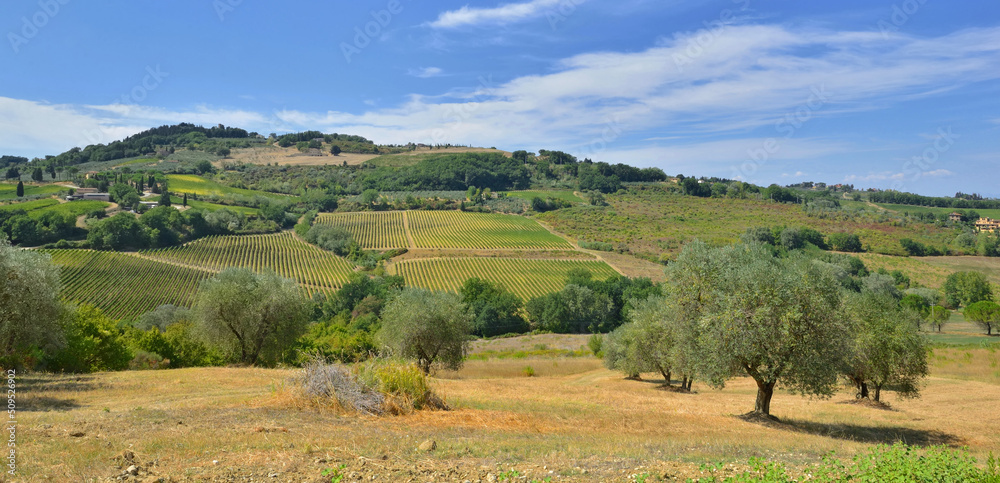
[[418, 440, 437, 452], [486, 473, 497, 483], [212, 460, 219, 465], [125, 465, 139, 476], [268, 472, 279, 478], [69, 431, 86, 437]]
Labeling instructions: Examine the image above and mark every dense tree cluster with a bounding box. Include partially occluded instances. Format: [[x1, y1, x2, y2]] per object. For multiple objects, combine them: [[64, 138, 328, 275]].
[[869, 190, 1000, 210], [360, 153, 531, 192]]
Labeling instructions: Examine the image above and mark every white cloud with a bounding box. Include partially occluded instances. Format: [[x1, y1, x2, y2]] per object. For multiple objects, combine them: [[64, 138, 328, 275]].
[[429, 0, 565, 28], [407, 67, 444, 78], [924, 169, 954, 177], [4, 24, 1000, 165], [844, 172, 906, 182]]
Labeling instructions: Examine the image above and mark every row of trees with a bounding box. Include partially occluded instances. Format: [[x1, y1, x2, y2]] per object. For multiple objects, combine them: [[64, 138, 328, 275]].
[[603, 241, 930, 416]]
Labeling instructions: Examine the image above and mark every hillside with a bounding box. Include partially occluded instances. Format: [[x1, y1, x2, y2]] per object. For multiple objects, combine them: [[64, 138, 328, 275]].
[[538, 184, 959, 261]]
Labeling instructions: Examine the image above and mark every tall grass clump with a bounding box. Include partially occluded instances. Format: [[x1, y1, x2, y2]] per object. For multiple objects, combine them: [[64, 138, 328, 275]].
[[355, 358, 448, 413]]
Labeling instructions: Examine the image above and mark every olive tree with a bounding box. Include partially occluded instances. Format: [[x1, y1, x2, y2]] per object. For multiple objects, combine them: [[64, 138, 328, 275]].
[[671, 242, 847, 417], [376, 288, 471, 374], [842, 292, 928, 402], [606, 296, 698, 389], [0, 237, 64, 368], [194, 268, 310, 366]]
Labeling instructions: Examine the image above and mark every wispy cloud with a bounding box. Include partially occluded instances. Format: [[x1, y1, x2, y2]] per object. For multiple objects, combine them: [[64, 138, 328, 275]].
[[5, 24, 1000, 168], [407, 67, 445, 78], [844, 172, 906, 182], [429, 0, 565, 29]]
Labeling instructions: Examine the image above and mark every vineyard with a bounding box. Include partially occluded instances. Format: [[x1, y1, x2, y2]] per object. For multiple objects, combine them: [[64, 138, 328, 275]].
[[407, 211, 573, 250], [391, 257, 619, 300], [140, 231, 355, 296], [42, 250, 212, 322], [316, 212, 408, 249], [316, 210, 573, 250]]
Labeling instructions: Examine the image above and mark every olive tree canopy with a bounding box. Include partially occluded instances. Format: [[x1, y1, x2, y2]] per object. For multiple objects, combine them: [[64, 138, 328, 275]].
[[0, 237, 63, 368], [376, 288, 471, 374], [194, 268, 310, 366]]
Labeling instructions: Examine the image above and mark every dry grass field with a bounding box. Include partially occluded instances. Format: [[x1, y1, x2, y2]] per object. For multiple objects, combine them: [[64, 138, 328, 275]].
[[14, 335, 1000, 482], [228, 145, 507, 167], [228, 145, 378, 166]]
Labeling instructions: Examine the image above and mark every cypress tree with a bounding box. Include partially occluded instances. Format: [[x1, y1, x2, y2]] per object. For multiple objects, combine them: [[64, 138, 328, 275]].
[[16, 181, 24, 197]]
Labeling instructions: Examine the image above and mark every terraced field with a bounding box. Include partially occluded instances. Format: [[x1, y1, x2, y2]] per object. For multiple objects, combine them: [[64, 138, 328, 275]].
[[140, 232, 355, 295], [408, 210, 573, 250], [392, 257, 619, 300], [316, 212, 408, 249], [43, 250, 212, 321]]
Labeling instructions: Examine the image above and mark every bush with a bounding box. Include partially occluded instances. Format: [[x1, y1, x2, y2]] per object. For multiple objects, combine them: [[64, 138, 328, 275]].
[[300, 358, 446, 415], [828, 232, 863, 252], [588, 333, 603, 356], [355, 358, 446, 413], [304, 224, 355, 256], [47, 305, 132, 373], [129, 350, 170, 370], [578, 240, 614, 251]]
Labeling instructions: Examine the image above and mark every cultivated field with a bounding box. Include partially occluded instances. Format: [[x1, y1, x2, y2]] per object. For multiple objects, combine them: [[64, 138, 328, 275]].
[[391, 257, 619, 300], [166, 174, 299, 201], [0, 182, 67, 201], [43, 250, 212, 321], [140, 232, 355, 296], [315, 212, 409, 249], [14, 337, 1000, 481], [408, 210, 573, 250], [318, 210, 575, 251]]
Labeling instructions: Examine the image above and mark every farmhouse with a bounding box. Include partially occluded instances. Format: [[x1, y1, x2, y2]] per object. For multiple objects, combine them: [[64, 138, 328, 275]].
[[82, 193, 111, 202], [75, 187, 98, 194], [140, 201, 159, 209], [975, 217, 1000, 232], [949, 212, 963, 222]]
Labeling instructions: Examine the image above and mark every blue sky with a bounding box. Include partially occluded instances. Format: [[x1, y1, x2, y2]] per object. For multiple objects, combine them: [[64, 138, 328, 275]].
[[2, 0, 998, 197]]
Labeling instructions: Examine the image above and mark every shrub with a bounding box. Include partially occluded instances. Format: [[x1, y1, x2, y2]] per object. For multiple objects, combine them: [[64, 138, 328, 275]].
[[588, 333, 603, 356], [355, 358, 446, 413], [129, 350, 170, 370]]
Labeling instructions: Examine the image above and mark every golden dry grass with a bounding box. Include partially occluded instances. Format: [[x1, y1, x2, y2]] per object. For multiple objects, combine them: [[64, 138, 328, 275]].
[[228, 145, 378, 166], [14, 346, 1000, 481]]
